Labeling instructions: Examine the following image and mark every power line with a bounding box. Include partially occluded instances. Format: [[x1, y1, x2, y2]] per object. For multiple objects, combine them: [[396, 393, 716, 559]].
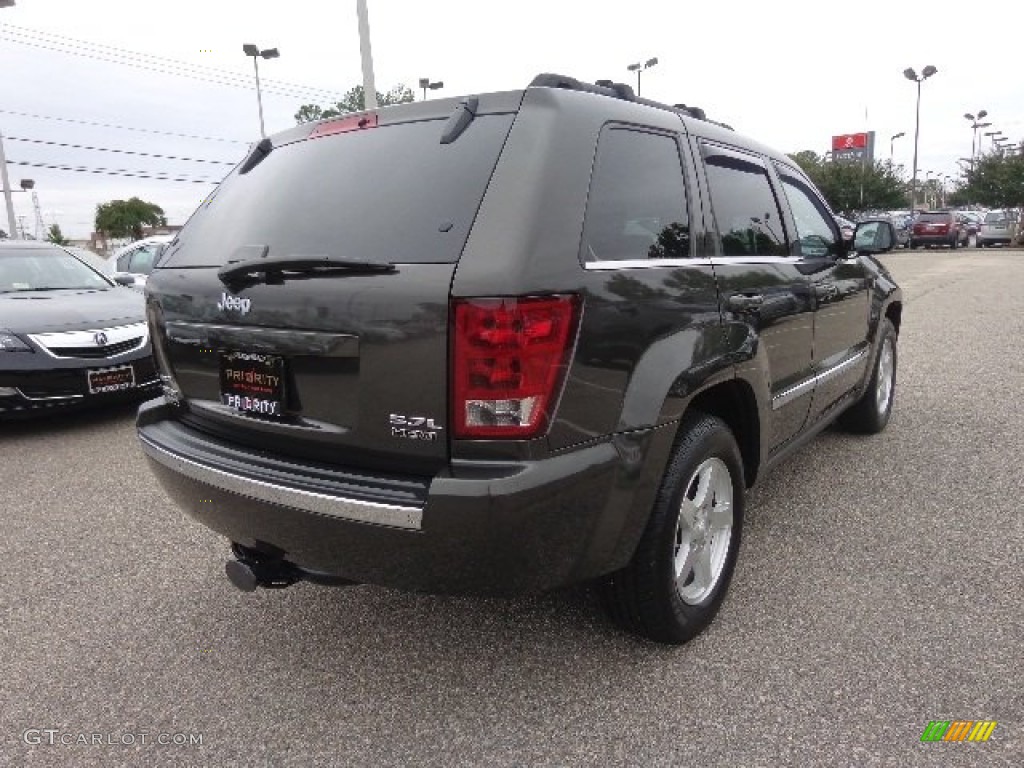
[[6, 136, 238, 166], [1, 22, 346, 102], [8, 160, 219, 185], [0, 108, 248, 144], [0, 24, 346, 103]]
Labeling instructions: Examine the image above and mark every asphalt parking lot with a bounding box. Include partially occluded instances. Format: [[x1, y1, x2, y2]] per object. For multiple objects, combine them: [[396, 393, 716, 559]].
[[2, 248, 1021, 767]]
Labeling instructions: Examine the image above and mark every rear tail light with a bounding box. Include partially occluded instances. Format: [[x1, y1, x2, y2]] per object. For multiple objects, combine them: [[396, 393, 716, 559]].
[[452, 295, 580, 439]]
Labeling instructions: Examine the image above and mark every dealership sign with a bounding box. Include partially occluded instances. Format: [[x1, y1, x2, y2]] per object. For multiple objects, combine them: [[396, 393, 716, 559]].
[[831, 131, 875, 163]]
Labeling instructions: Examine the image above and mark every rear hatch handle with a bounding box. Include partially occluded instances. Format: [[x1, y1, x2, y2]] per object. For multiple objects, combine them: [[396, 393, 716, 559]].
[[218, 255, 396, 290]]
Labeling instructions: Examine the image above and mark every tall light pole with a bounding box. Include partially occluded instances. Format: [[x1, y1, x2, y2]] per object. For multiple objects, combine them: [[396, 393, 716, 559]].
[[1, 0, 18, 238], [356, 0, 378, 109], [889, 131, 905, 162], [963, 110, 989, 173], [243, 44, 279, 139], [418, 78, 443, 101], [626, 57, 658, 96], [904, 65, 937, 210], [983, 130, 1004, 150]]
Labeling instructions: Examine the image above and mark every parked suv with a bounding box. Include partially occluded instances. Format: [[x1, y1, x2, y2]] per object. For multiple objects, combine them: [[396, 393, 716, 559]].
[[977, 210, 1017, 247], [138, 74, 902, 644], [910, 211, 967, 249]]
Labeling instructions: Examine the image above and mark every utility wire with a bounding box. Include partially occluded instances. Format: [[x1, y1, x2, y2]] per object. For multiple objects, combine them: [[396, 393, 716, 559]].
[[0, 25, 345, 103], [1, 23, 345, 102], [0, 108, 248, 144], [6, 136, 238, 166], [8, 160, 219, 185]]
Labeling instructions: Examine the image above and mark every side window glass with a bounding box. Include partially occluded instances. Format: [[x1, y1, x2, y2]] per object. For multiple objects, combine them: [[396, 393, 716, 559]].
[[776, 168, 839, 258], [129, 246, 157, 275], [702, 149, 787, 256], [581, 128, 690, 262], [116, 250, 134, 272]]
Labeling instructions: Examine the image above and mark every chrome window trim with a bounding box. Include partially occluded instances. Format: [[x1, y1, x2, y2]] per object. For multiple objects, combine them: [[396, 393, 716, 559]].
[[138, 435, 424, 531], [585, 258, 715, 270], [773, 348, 868, 411]]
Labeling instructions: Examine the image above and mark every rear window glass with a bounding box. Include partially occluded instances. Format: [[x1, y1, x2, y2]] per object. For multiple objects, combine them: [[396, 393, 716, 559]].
[[984, 212, 1008, 223], [916, 213, 950, 223], [162, 115, 515, 268]]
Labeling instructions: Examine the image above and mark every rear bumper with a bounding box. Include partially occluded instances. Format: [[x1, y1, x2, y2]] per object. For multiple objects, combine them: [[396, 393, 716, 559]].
[[911, 233, 957, 245], [137, 399, 671, 595], [978, 235, 1012, 245]]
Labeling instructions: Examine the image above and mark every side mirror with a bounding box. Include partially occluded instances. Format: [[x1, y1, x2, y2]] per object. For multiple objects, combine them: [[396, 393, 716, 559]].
[[853, 221, 896, 254], [113, 273, 136, 286]]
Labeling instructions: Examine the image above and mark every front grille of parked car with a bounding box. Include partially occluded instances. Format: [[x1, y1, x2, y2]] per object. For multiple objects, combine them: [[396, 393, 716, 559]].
[[45, 338, 144, 358], [28, 323, 148, 360]]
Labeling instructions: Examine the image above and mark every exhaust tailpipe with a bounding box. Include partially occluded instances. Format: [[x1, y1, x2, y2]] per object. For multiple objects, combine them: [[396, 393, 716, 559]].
[[226, 543, 358, 592]]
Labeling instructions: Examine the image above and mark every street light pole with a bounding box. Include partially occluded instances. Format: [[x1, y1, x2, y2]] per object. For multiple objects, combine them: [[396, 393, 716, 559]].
[[964, 110, 989, 173], [418, 78, 444, 101], [0, 130, 17, 239], [243, 44, 279, 139], [904, 65, 937, 210], [356, 0, 378, 109], [890, 131, 905, 162], [626, 57, 658, 96], [1, 0, 17, 238]]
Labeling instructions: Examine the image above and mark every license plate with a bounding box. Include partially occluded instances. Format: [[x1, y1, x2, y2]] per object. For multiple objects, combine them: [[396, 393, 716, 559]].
[[88, 365, 135, 394], [219, 352, 285, 416]]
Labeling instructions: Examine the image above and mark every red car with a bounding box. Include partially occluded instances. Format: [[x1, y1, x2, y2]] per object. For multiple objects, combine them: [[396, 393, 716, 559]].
[[910, 211, 968, 249]]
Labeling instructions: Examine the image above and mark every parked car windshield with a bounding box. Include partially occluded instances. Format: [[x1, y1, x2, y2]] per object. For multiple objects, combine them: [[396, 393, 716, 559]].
[[162, 115, 516, 268], [0, 249, 113, 293]]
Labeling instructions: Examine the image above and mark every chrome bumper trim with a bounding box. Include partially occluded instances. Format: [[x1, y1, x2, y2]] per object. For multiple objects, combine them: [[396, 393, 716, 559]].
[[138, 435, 423, 531]]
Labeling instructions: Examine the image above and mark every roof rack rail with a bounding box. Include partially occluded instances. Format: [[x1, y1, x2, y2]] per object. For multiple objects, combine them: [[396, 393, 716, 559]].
[[528, 72, 733, 131]]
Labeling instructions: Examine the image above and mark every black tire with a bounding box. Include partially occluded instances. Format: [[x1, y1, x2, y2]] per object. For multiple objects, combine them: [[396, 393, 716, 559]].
[[950, 236, 957, 250], [839, 319, 897, 434], [909, 240, 918, 249], [600, 412, 745, 645]]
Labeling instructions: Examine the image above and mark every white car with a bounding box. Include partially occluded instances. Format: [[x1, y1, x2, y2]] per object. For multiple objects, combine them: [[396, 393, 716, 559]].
[[108, 235, 174, 287]]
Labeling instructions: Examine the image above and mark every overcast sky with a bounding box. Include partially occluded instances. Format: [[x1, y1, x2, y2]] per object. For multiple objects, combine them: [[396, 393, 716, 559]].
[[2, 0, 1022, 239]]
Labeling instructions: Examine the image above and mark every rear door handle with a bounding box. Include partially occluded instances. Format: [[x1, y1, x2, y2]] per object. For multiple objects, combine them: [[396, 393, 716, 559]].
[[727, 293, 764, 312]]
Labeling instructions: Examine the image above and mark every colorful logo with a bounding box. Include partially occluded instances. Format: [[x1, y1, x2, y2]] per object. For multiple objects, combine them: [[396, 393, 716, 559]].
[[920, 720, 997, 742]]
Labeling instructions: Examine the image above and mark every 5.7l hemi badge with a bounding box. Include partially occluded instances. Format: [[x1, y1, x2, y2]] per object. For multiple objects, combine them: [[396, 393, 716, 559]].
[[390, 413, 443, 441]]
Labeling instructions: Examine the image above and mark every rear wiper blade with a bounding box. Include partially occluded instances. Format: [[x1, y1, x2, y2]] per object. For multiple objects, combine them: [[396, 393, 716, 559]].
[[218, 255, 396, 288]]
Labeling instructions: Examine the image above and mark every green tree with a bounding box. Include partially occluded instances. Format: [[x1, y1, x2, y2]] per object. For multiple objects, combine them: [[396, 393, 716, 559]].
[[951, 150, 1024, 208], [788, 150, 823, 177], [95, 197, 167, 240], [45, 223, 69, 245], [294, 83, 416, 124], [787, 152, 908, 212]]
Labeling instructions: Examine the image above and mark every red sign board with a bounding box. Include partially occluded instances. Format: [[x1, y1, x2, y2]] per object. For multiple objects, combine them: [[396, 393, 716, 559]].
[[832, 133, 868, 150]]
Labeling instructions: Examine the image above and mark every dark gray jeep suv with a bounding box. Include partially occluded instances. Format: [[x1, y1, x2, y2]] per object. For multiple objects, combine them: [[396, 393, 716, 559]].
[[138, 74, 902, 644]]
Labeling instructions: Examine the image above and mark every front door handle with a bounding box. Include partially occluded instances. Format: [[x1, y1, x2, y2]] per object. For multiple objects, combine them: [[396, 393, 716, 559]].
[[727, 293, 764, 312]]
